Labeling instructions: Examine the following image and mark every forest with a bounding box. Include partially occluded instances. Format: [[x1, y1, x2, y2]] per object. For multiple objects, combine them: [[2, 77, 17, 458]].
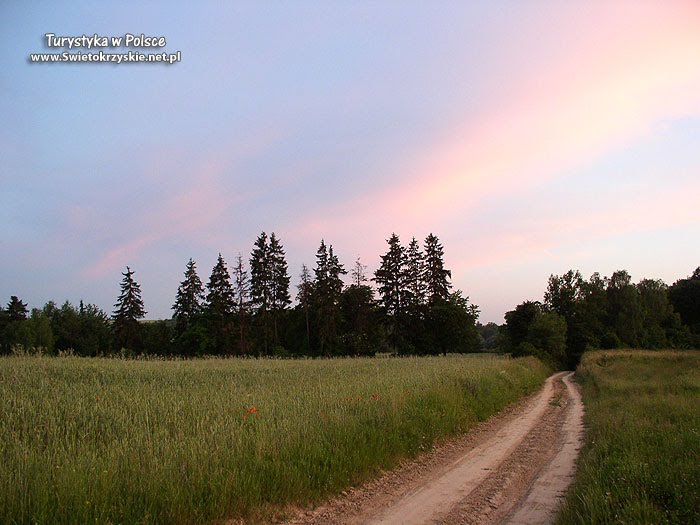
[[1, 231, 698, 366], [0, 232, 480, 359]]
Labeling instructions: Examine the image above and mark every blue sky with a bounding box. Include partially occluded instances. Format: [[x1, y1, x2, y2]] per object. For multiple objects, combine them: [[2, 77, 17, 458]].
[[1, 1, 699, 323]]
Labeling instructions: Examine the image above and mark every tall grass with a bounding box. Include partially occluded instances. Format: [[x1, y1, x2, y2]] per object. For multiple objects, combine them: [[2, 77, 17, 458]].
[[558, 350, 700, 524], [0, 354, 547, 524]]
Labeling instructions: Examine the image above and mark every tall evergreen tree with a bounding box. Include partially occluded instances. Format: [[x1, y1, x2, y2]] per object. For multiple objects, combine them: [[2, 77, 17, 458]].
[[296, 264, 314, 353], [112, 267, 146, 352], [172, 258, 204, 338], [269, 233, 291, 347], [402, 237, 427, 351], [250, 232, 290, 353], [374, 233, 405, 350], [7, 296, 28, 321], [205, 254, 235, 354], [250, 232, 271, 354], [232, 254, 252, 355], [423, 233, 451, 303], [313, 241, 347, 355], [403, 237, 426, 310], [374, 233, 405, 317]]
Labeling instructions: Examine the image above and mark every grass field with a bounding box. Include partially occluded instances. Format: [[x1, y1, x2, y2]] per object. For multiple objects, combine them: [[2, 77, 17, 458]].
[[0, 354, 548, 524], [558, 350, 700, 524]]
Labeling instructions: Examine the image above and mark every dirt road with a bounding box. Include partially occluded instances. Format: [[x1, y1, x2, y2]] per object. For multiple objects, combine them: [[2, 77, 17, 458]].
[[283, 371, 584, 525]]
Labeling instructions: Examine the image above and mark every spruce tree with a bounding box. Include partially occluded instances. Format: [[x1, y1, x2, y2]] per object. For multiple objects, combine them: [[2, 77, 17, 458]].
[[7, 296, 28, 321], [313, 240, 346, 354], [250, 232, 271, 354], [404, 237, 426, 310], [374, 233, 405, 351], [232, 254, 252, 355], [296, 264, 314, 352], [374, 233, 405, 317], [423, 233, 452, 303], [112, 267, 146, 352], [205, 254, 235, 354], [268, 233, 291, 347], [172, 258, 204, 338]]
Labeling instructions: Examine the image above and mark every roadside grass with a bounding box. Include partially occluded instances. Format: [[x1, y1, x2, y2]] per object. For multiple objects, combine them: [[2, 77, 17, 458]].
[[558, 349, 700, 525], [0, 354, 548, 524]]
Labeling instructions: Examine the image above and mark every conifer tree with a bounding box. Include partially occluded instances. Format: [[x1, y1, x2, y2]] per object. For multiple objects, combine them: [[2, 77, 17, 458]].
[[250, 232, 271, 353], [269, 233, 291, 346], [250, 232, 291, 353], [6, 296, 28, 321], [423, 233, 452, 303], [404, 237, 426, 310], [297, 264, 314, 352], [313, 240, 346, 354], [374, 233, 405, 350], [205, 254, 235, 354], [172, 258, 204, 338], [232, 254, 252, 354], [374, 233, 405, 316], [112, 267, 146, 352]]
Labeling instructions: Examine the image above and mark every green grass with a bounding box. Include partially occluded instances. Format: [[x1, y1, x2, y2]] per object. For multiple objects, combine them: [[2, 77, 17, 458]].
[[0, 354, 548, 524], [558, 350, 700, 525]]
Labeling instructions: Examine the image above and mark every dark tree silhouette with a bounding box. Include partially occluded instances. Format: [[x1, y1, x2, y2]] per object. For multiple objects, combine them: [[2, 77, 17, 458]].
[[423, 233, 451, 303], [205, 254, 235, 355], [232, 254, 252, 355], [172, 258, 204, 338], [112, 267, 146, 352]]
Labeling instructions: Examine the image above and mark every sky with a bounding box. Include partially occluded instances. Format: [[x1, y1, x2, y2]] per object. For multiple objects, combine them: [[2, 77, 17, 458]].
[[1, 1, 699, 324]]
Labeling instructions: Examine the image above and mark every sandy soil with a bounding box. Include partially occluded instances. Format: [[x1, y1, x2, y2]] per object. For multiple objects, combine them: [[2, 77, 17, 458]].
[[281, 371, 584, 525]]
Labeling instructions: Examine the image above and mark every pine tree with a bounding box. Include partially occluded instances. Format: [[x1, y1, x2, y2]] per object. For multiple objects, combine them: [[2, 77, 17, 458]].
[[172, 258, 204, 338], [404, 237, 426, 310], [7, 296, 28, 321], [205, 254, 235, 354], [232, 254, 251, 354], [374, 233, 405, 317], [296, 264, 314, 352], [269, 233, 291, 347], [112, 267, 146, 352], [313, 240, 346, 354], [250, 232, 291, 354], [423, 233, 452, 303], [250, 232, 271, 354], [374, 233, 405, 351]]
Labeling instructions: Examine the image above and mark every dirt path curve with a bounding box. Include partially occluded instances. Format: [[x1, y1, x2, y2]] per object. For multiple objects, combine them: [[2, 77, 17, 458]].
[[283, 371, 584, 525]]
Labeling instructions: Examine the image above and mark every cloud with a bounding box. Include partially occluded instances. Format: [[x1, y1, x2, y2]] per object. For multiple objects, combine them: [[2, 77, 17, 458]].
[[82, 127, 283, 280], [283, 2, 700, 263]]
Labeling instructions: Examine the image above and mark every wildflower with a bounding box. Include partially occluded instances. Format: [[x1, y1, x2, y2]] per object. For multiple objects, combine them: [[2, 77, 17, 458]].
[[246, 406, 257, 414], [371, 393, 380, 399]]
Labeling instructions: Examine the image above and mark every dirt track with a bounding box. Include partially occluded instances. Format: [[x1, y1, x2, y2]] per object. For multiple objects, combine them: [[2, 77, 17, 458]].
[[283, 371, 584, 525]]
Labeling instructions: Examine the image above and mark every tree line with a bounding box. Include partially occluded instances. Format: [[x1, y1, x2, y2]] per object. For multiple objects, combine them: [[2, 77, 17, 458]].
[[491, 267, 700, 368], [0, 232, 481, 357]]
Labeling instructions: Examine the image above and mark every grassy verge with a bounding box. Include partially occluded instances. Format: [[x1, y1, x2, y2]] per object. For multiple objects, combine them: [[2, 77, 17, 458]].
[[558, 350, 700, 524], [0, 354, 548, 524]]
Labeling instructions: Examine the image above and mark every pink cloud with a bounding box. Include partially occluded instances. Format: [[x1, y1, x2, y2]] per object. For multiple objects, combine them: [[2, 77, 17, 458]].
[[83, 128, 283, 280], [288, 2, 700, 243]]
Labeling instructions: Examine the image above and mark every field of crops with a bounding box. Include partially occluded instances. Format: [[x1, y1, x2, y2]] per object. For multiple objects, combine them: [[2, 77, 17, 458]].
[[558, 350, 700, 524], [0, 354, 548, 524]]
